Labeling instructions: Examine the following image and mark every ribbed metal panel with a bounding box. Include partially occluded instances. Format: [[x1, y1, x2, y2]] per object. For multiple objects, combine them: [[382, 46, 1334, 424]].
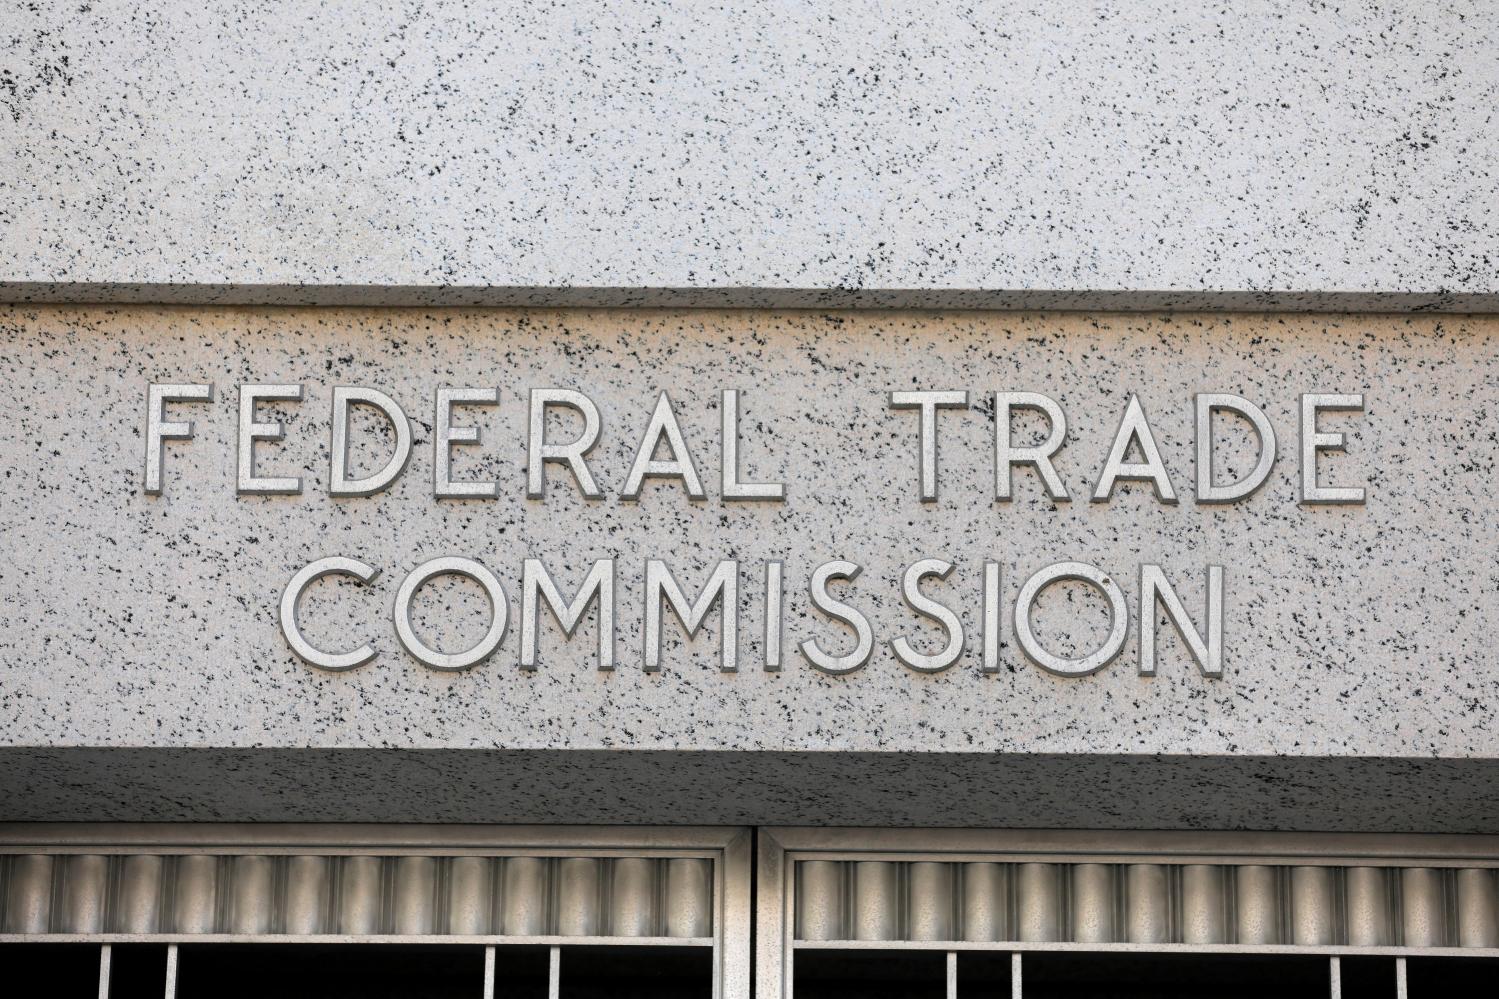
[[960, 862, 1004, 942], [908, 862, 952, 942], [392, 856, 437, 935], [1457, 868, 1499, 948], [338, 855, 382, 935], [1180, 865, 1226, 945], [283, 855, 329, 935], [1126, 864, 1169, 945], [1290, 866, 1334, 946], [1235, 865, 1280, 945], [118, 855, 163, 933], [611, 857, 654, 937], [1402, 867, 1446, 948], [788, 857, 1499, 948], [796, 860, 842, 942], [665, 858, 713, 939], [60, 855, 107, 935], [230, 855, 274, 935], [447, 856, 492, 936], [4, 855, 53, 934], [556, 857, 601, 936], [853, 862, 898, 941], [1070, 864, 1113, 944], [1345, 867, 1391, 946], [173, 855, 218, 934], [1016, 863, 1059, 943], [502, 856, 547, 936], [0, 852, 715, 940]]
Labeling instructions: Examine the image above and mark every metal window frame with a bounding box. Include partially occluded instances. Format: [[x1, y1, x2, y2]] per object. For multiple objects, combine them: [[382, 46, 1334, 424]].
[[0, 823, 752, 999], [756, 827, 1499, 999]]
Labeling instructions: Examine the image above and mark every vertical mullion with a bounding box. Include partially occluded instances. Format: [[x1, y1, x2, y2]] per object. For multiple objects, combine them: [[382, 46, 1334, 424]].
[[1328, 955, 1341, 999], [945, 951, 957, 999], [1011, 952, 1022, 999], [164, 943, 178, 999], [548, 944, 561, 999], [97, 944, 111, 999], [1395, 957, 1408, 999], [482, 944, 495, 999]]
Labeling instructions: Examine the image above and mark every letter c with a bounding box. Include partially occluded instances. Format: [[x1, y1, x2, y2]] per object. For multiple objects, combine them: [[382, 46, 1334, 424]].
[[279, 556, 382, 671]]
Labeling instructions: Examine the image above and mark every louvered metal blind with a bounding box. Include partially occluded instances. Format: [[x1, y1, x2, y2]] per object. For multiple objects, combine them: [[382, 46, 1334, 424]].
[[0, 824, 751, 999], [758, 829, 1499, 999], [1, 853, 713, 939], [8, 825, 1499, 998], [793, 860, 1498, 948]]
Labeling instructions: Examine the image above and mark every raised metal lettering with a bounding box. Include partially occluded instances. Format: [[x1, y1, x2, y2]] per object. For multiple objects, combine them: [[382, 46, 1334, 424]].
[[799, 560, 874, 675], [330, 386, 413, 497], [393, 557, 508, 671], [144, 383, 213, 495], [995, 392, 1070, 501], [890, 390, 969, 502], [526, 388, 603, 499], [1092, 394, 1178, 503], [279, 556, 380, 671], [890, 558, 965, 673], [1195, 393, 1276, 503], [623, 393, 707, 500], [1299, 393, 1366, 504], [434, 387, 499, 499], [643, 559, 738, 671], [1014, 561, 1128, 676], [237, 384, 303, 495], [520, 558, 615, 671], [721, 389, 784, 501]]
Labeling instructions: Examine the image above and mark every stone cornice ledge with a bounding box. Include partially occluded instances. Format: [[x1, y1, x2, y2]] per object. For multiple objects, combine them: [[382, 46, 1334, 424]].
[[2, 283, 1497, 313]]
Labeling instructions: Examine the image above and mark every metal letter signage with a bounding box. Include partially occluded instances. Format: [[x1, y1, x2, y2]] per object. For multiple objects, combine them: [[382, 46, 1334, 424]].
[[141, 380, 1369, 680]]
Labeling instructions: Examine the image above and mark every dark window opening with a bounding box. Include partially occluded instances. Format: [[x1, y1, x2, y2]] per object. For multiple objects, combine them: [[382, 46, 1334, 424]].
[[0, 943, 105, 996], [172, 944, 499, 999], [1405, 956, 1499, 995], [794, 949, 947, 999], [1018, 953, 1331, 999], [557, 945, 712, 999], [109, 944, 171, 999], [1338, 956, 1398, 999]]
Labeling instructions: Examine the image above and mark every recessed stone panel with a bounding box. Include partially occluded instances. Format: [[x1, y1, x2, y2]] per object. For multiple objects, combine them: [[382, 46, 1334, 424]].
[[1, 307, 1495, 763]]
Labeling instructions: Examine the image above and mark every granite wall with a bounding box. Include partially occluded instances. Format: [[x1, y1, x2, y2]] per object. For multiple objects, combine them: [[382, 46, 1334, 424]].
[[4, 2, 1496, 309], [2, 305, 1495, 827]]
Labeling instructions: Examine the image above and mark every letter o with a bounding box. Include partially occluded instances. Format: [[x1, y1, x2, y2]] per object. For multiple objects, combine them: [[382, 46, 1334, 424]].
[[280, 556, 382, 671], [1013, 561, 1128, 677], [394, 557, 509, 671]]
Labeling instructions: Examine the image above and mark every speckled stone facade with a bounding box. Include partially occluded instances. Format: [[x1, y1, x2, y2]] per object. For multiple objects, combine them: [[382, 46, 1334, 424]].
[[2, 306, 1496, 826], [3, 3, 1496, 309]]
